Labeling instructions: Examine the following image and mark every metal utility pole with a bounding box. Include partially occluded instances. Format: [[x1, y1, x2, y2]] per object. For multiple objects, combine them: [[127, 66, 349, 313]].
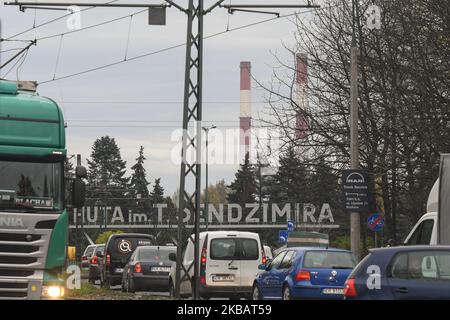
[[5, 0, 320, 299], [350, 0, 360, 261], [175, 0, 204, 300], [202, 125, 216, 231]]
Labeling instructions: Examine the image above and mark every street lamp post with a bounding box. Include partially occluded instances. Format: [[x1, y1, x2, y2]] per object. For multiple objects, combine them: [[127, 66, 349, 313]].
[[350, 0, 361, 261], [202, 125, 216, 231]]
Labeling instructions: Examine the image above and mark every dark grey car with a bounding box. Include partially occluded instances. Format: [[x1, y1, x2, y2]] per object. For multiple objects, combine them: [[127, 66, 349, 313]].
[[121, 246, 176, 293]]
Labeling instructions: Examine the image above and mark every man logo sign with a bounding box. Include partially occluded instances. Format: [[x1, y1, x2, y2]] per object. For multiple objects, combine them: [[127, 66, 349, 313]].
[[366, 265, 381, 290]]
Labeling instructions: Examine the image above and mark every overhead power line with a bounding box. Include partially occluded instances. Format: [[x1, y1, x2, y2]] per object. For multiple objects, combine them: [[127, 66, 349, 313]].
[[36, 9, 314, 85], [36, 9, 147, 41], [3, 0, 120, 40]]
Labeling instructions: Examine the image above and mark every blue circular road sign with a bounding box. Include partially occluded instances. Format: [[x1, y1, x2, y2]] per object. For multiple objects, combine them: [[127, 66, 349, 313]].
[[367, 213, 385, 232]]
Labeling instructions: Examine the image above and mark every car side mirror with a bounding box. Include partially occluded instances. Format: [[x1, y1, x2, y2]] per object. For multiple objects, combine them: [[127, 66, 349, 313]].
[[72, 179, 86, 208], [169, 252, 177, 262], [387, 239, 396, 247]]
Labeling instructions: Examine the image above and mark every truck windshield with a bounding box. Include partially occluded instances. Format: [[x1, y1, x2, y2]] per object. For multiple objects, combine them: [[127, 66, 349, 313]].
[[0, 160, 63, 212]]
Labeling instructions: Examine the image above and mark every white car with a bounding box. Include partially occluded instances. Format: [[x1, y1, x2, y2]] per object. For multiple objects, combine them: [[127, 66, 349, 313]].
[[169, 231, 266, 299]]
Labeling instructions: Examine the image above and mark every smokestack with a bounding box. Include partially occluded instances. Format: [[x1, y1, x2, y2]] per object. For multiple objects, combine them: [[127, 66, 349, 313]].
[[295, 53, 309, 140], [240, 61, 252, 160]]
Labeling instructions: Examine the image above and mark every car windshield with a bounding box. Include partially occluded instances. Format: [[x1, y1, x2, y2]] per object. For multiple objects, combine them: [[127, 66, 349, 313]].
[[0, 160, 63, 211], [303, 251, 356, 269], [139, 247, 175, 261]]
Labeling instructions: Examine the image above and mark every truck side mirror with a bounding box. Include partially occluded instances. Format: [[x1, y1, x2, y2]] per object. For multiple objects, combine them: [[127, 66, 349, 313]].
[[72, 179, 86, 208], [75, 166, 87, 179]]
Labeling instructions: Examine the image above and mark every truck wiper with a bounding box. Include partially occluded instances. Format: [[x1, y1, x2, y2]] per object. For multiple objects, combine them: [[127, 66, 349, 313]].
[[0, 208, 38, 213]]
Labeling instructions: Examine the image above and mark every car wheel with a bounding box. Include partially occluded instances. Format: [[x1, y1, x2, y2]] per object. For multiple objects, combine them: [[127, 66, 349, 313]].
[[282, 285, 292, 301], [252, 285, 261, 300]]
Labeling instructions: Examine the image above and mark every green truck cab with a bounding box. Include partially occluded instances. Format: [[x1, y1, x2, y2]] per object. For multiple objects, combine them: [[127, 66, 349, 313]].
[[0, 80, 85, 300]]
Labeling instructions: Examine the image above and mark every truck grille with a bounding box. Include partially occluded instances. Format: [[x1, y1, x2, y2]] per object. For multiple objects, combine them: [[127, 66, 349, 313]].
[[0, 290, 28, 299], [0, 269, 34, 277], [0, 256, 38, 265], [0, 244, 40, 254], [0, 278, 31, 300], [0, 234, 41, 242], [0, 212, 58, 299]]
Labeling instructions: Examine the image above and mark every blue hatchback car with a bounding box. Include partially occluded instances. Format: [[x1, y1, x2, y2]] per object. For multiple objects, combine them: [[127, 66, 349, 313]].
[[252, 247, 356, 300], [344, 246, 450, 300]]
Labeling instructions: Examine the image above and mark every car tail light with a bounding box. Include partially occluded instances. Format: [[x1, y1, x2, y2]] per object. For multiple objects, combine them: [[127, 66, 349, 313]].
[[295, 270, 311, 282], [90, 256, 98, 265], [261, 249, 267, 265], [201, 248, 207, 266], [200, 235, 208, 287], [344, 278, 357, 298], [106, 254, 111, 267], [134, 263, 142, 274]]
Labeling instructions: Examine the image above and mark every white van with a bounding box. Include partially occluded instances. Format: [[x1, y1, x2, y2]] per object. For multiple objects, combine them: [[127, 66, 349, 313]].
[[169, 231, 265, 299], [404, 179, 439, 245]]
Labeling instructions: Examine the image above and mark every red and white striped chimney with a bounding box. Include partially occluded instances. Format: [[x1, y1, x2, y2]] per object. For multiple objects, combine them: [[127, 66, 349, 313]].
[[240, 61, 252, 160], [295, 53, 309, 140]]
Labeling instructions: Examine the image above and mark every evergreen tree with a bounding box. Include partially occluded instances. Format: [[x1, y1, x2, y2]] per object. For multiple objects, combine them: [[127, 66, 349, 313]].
[[64, 158, 75, 178], [227, 153, 257, 205], [86, 136, 130, 206], [268, 146, 309, 205], [309, 159, 348, 237], [130, 146, 150, 198], [64, 158, 75, 205], [150, 178, 165, 206]]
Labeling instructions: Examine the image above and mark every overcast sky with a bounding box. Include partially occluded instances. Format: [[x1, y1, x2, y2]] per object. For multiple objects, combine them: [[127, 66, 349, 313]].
[[0, 0, 322, 195]]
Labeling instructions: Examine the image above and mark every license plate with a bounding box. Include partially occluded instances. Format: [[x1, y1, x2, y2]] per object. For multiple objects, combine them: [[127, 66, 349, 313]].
[[212, 275, 235, 282], [115, 268, 124, 273], [322, 288, 344, 295], [151, 267, 171, 273]]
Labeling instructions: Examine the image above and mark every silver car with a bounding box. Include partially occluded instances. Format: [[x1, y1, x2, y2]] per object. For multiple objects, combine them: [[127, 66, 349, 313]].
[[81, 245, 98, 270]]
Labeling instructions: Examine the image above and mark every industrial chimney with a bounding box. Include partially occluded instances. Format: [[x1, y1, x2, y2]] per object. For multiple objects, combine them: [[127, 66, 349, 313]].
[[295, 53, 309, 140], [240, 61, 252, 160]]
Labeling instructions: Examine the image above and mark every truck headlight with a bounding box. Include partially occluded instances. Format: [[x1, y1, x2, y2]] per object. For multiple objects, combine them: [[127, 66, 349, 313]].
[[42, 286, 65, 299]]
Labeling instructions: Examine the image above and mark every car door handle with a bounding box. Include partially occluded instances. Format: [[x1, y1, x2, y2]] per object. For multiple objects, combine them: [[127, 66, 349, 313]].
[[395, 287, 409, 294], [228, 267, 238, 270]]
